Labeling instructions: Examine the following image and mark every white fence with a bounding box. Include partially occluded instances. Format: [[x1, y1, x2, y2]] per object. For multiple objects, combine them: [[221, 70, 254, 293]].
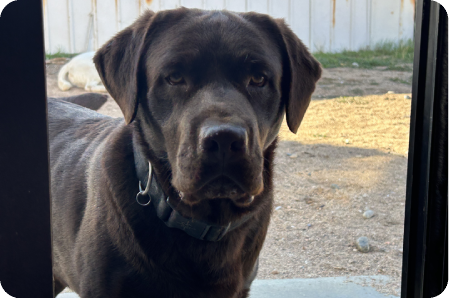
[[42, 0, 415, 54]]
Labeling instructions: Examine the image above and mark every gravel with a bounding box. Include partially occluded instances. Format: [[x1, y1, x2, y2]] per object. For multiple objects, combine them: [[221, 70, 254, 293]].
[[355, 237, 371, 252], [363, 210, 375, 219]]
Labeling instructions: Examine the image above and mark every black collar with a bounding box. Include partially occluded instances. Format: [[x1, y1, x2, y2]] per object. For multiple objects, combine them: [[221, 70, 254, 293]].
[[135, 161, 251, 242]]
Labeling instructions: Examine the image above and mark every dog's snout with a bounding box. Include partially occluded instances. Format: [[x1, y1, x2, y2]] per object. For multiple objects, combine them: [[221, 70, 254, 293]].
[[200, 125, 248, 159]]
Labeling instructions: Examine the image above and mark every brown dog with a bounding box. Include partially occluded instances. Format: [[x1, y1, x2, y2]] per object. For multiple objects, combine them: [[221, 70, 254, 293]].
[[49, 8, 321, 298]]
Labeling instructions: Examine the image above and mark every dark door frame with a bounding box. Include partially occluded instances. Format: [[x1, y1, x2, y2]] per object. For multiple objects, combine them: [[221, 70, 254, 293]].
[[0, 0, 447, 297], [401, 1, 448, 297], [0, 0, 54, 297]]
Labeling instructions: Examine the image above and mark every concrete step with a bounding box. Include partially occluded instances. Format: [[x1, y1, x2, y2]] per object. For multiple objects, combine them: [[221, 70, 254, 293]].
[[56, 275, 399, 298], [249, 276, 398, 298]]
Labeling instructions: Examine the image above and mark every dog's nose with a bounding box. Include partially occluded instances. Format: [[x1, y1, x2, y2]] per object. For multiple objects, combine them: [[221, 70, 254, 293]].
[[200, 124, 248, 160]]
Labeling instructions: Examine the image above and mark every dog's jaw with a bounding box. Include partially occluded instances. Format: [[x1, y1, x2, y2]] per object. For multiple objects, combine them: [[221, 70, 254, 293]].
[[133, 120, 276, 225]]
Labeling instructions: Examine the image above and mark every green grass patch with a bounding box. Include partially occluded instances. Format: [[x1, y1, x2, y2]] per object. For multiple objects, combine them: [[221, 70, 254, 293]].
[[313, 133, 328, 138], [335, 96, 369, 104], [46, 51, 78, 60], [386, 65, 413, 71], [313, 40, 414, 70]]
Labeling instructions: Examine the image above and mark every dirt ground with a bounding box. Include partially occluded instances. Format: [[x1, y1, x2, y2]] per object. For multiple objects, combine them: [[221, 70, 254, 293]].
[[47, 58, 412, 297], [312, 66, 412, 99]]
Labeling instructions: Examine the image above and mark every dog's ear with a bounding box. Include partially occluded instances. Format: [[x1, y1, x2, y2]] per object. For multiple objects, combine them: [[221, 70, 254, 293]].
[[243, 14, 321, 133], [94, 9, 189, 124], [275, 19, 322, 133], [93, 10, 155, 124]]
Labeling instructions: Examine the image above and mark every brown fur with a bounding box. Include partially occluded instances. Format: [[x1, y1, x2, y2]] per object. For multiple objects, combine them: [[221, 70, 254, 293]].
[[54, 93, 108, 111], [49, 8, 321, 298]]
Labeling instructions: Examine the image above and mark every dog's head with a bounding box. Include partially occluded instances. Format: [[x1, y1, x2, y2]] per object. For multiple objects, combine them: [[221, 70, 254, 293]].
[[94, 8, 321, 208]]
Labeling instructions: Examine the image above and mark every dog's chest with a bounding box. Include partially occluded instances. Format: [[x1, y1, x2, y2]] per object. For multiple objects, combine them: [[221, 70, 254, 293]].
[[108, 260, 244, 298]]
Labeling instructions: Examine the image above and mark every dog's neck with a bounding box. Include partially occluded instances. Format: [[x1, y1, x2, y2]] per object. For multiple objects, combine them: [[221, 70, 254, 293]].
[[133, 136, 151, 187]]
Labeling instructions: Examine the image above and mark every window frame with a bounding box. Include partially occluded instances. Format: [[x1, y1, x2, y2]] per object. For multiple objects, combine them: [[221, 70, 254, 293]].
[[0, 0, 446, 297]]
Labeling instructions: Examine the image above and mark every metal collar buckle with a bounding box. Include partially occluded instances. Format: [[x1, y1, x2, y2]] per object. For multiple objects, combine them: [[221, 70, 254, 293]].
[[136, 162, 153, 206]]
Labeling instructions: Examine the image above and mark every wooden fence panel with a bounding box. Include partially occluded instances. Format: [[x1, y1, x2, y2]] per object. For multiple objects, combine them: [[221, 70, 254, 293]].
[[43, 0, 416, 54]]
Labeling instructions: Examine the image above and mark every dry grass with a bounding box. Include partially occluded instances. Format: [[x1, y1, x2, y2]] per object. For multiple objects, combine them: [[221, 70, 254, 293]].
[[279, 94, 412, 156]]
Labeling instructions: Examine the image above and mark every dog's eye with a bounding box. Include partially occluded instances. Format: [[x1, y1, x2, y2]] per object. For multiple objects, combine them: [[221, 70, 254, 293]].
[[167, 73, 185, 85], [249, 75, 266, 87]]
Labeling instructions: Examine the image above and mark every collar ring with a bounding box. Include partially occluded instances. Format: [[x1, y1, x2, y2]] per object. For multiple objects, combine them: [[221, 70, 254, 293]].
[[136, 162, 153, 206]]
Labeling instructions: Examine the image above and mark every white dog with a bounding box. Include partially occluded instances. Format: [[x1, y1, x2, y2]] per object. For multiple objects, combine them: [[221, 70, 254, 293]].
[[58, 52, 106, 92]]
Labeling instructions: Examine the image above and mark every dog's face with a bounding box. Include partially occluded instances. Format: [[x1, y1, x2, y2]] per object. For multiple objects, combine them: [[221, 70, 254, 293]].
[[95, 8, 321, 207]]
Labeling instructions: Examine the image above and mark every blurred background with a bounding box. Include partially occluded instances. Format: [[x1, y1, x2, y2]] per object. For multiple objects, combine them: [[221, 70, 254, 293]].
[[42, 0, 415, 54]]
